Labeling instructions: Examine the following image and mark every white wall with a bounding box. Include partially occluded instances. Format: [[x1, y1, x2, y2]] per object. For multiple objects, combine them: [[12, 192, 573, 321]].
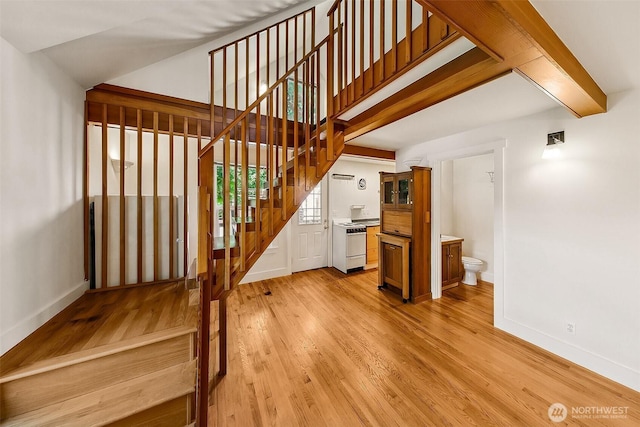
[[440, 160, 454, 234], [328, 156, 395, 220], [109, 0, 328, 103], [397, 88, 640, 391], [441, 154, 494, 282], [1, 38, 86, 354], [240, 222, 292, 284]]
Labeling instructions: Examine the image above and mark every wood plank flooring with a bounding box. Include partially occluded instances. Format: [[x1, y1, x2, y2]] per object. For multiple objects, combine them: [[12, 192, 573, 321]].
[[211, 268, 640, 426]]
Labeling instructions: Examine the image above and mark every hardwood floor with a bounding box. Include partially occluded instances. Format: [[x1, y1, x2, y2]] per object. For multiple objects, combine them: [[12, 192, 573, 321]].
[[211, 268, 639, 426]]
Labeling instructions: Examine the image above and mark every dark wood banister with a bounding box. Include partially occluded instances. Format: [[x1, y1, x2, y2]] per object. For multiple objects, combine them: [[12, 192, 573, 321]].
[[200, 27, 339, 158]]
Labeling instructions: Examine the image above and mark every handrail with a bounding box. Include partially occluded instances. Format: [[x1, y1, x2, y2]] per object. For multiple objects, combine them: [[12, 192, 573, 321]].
[[209, 7, 315, 55], [200, 28, 338, 157], [327, 0, 341, 16]]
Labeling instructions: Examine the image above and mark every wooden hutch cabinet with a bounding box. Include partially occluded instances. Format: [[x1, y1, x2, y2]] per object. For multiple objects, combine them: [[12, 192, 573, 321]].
[[377, 167, 432, 303]]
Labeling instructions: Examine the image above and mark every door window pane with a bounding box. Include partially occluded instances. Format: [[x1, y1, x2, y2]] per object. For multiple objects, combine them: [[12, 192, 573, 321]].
[[298, 183, 322, 225]]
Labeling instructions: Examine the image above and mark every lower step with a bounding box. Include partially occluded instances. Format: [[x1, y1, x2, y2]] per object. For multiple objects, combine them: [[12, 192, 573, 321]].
[[2, 361, 196, 426]]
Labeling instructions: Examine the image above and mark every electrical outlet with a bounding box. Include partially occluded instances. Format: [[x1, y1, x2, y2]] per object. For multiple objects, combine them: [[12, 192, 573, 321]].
[[566, 322, 576, 335]]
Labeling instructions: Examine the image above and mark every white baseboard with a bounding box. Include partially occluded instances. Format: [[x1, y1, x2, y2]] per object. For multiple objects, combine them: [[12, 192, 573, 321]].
[[240, 267, 290, 284], [1, 280, 90, 354], [495, 317, 640, 392], [480, 271, 494, 283]]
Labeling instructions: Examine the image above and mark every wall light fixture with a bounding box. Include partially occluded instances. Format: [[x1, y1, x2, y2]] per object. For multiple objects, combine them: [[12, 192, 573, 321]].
[[543, 131, 565, 159]]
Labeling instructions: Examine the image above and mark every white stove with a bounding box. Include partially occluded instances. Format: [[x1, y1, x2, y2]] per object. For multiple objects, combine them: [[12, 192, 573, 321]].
[[332, 219, 367, 273]]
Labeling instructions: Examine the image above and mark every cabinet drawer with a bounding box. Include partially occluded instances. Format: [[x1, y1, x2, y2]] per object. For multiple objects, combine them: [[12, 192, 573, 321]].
[[381, 211, 412, 236]]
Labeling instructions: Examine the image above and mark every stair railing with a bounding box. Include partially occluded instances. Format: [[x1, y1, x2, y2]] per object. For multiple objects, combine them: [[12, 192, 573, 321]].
[[327, 0, 459, 115], [210, 7, 317, 142], [201, 27, 340, 294]]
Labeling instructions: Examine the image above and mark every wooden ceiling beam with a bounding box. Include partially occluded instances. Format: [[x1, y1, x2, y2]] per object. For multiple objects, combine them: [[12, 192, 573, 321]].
[[416, 0, 607, 117], [342, 145, 395, 160], [344, 47, 519, 142]]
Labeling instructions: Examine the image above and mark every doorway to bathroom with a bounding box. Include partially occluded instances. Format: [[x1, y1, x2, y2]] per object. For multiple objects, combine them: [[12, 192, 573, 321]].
[[440, 153, 495, 287], [428, 139, 506, 324]]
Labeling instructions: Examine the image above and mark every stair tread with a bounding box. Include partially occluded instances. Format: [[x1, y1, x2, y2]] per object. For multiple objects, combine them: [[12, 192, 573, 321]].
[[1, 361, 196, 427], [0, 282, 196, 383]]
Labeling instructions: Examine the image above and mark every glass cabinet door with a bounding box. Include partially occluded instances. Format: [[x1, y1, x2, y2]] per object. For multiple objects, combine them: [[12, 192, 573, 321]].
[[396, 173, 412, 208], [382, 176, 395, 208]]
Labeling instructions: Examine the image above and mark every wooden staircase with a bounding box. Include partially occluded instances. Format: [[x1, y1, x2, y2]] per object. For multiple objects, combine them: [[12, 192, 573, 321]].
[[0, 282, 198, 426], [195, 1, 458, 423]]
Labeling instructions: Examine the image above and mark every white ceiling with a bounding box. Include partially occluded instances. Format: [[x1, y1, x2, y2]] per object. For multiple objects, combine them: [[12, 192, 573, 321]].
[[1, 0, 639, 149], [0, 0, 321, 88]]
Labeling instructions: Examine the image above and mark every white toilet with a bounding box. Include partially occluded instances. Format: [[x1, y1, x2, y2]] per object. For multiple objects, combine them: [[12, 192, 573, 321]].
[[462, 256, 483, 286]]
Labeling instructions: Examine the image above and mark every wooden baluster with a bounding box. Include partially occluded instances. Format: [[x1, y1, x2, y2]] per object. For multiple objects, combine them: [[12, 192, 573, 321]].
[[169, 115, 175, 279], [343, 1, 348, 106], [328, 12, 335, 116], [255, 102, 261, 250], [266, 27, 271, 89], [256, 32, 261, 105], [153, 112, 159, 281], [281, 81, 288, 220], [304, 59, 311, 191], [211, 52, 215, 136], [223, 48, 228, 130], [223, 132, 231, 290], [83, 102, 89, 282], [274, 86, 280, 196], [246, 39, 250, 111], [302, 12, 306, 58], [314, 52, 321, 168], [406, 0, 413, 64], [136, 109, 143, 284], [183, 117, 189, 276], [337, 5, 343, 111], [379, 0, 385, 85], [423, 7, 429, 53], [240, 118, 247, 272], [276, 23, 280, 86], [119, 107, 126, 286], [311, 8, 316, 49], [392, 0, 397, 73], [359, 0, 364, 98], [234, 42, 239, 118], [101, 104, 108, 289], [369, 0, 374, 91], [286, 20, 290, 73], [234, 122, 239, 231], [294, 14, 298, 64], [293, 67, 299, 199], [351, 0, 356, 105], [268, 92, 274, 236]]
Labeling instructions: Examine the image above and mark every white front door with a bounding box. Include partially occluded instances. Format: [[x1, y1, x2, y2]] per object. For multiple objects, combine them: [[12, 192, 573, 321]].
[[291, 177, 328, 272]]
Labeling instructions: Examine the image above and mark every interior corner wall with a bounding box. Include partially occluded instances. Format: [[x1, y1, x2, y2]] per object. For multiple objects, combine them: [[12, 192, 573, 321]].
[[397, 88, 640, 392], [1, 38, 87, 354]]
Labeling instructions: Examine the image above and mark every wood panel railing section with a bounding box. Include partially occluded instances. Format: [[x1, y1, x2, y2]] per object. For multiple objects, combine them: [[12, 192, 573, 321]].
[[85, 84, 210, 290], [327, 0, 460, 116]]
